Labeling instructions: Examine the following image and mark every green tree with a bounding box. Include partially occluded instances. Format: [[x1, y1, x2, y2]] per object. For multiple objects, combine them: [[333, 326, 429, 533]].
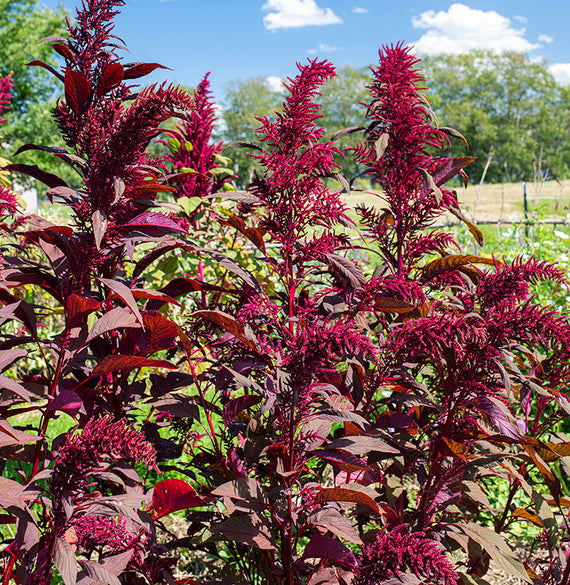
[[218, 77, 282, 187], [0, 0, 69, 187], [421, 51, 566, 184]]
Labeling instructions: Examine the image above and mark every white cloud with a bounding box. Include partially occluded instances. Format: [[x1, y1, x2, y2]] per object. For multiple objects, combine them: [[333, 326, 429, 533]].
[[549, 63, 570, 85], [513, 15, 527, 24], [538, 34, 554, 44], [265, 76, 285, 92], [307, 43, 340, 54], [411, 3, 539, 56], [352, 6, 368, 14], [263, 0, 342, 31]]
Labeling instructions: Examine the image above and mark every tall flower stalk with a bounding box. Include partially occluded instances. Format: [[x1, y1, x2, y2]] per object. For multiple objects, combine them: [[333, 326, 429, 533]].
[[1, 1, 194, 583]]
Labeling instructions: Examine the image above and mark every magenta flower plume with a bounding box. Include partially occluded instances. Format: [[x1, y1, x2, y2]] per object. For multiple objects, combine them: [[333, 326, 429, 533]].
[[164, 72, 228, 201], [73, 514, 149, 557], [355, 43, 471, 276], [51, 415, 157, 499], [250, 58, 350, 258], [0, 72, 13, 125], [355, 525, 458, 585], [38, 0, 194, 294], [0, 184, 19, 217]]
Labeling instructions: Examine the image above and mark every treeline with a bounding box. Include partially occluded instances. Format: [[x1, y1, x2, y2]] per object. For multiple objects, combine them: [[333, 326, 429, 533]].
[[218, 51, 570, 187], [2, 0, 568, 190]]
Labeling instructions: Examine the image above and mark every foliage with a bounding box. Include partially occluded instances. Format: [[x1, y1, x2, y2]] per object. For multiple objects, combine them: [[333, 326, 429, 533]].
[[421, 51, 567, 184], [1, 6, 570, 585], [0, 1, 194, 583], [218, 76, 282, 187], [0, 0, 69, 185]]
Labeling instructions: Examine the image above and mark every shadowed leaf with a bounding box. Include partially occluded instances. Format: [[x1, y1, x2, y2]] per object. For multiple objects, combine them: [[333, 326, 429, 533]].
[[91, 355, 176, 377], [315, 487, 380, 515], [303, 534, 358, 569], [64, 68, 92, 114]]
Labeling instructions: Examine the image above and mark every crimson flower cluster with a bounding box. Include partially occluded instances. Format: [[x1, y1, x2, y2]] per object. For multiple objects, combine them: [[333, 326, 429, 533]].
[[51, 415, 157, 500], [163, 72, 227, 201], [250, 58, 350, 259], [73, 514, 149, 557], [0, 72, 13, 125], [355, 525, 458, 585]]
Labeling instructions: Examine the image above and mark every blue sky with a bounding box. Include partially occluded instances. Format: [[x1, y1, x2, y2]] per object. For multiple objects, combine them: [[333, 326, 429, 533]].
[[43, 1, 570, 97]]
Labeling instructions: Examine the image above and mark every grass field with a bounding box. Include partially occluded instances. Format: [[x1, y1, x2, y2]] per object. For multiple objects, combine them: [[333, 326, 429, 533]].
[[341, 179, 570, 222]]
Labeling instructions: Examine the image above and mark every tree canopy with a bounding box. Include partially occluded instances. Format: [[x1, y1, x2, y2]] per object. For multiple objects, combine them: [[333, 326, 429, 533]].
[[421, 51, 567, 184], [219, 52, 570, 187], [0, 0, 68, 182], [218, 77, 282, 187]]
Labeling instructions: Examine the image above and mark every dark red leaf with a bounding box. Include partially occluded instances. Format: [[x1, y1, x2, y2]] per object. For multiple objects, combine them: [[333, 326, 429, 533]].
[[98, 278, 144, 326], [211, 478, 267, 503], [91, 355, 177, 377], [0, 291, 37, 336], [308, 508, 362, 544], [66, 294, 101, 325], [211, 515, 274, 549], [155, 278, 229, 304], [123, 62, 170, 79], [64, 68, 92, 115], [223, 140, 264, 152], [51, 43, 75, 63], [0, 349, 27, 372], [315, 449, 369, 473], [438, 127, 470, 149], [302, 534, 358, 569], [431, 156, 477, 187], [0, 420, 40, 448], [315, 487, 380, 515], [374, 132, 389, 160], [421, 254, 495, 282], [26, 60, 64, 82], [127, 212, 184, 231], [126, 288, 182, 308], [131, 311, 178, 354], [0, 375, 31, 401], [2, 164, 68, 188], [199, 249, 261, 293], [47, 390, 83, 416], [37, 35, 67, 44], [192, 310, 260, 352], [150, 479, 210, 519], [374, 296, 415, 314], [373, 411, 414, 429], [219, 215, 266, 254], [327, 435, 399, 455], [87, 307, 140, 341], [476, 396, 523, 440], [132, 242, 185, 281], [97, 62, 124, 96], [46, 186, 79, 203], [329, 126, 365, 141], [223, 395, 262, 426], [204, 190, 262, 203], [16, 144, 87, 173], [54, 537, 78, 585], [92, 209, 108, 250], [325, 254, 366, 289]]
